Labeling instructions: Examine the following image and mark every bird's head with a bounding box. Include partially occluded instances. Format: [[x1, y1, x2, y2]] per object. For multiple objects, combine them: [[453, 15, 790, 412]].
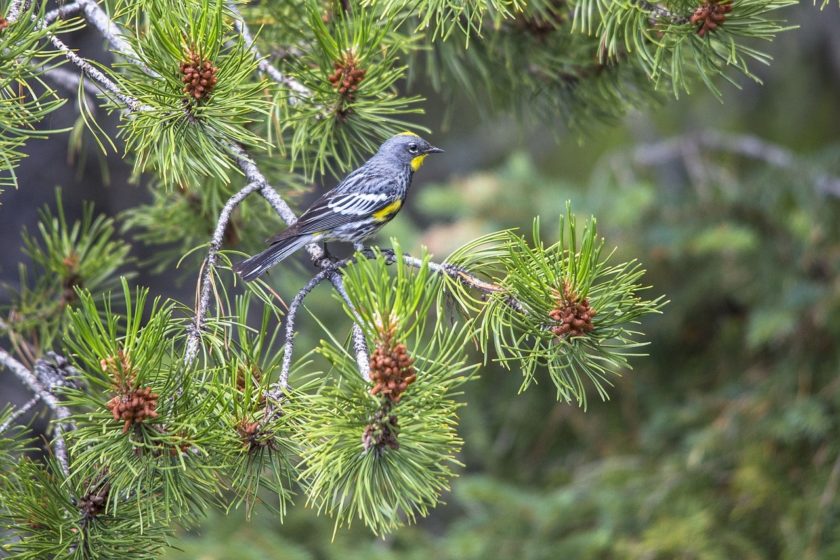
[[377, 133, 444, 171]]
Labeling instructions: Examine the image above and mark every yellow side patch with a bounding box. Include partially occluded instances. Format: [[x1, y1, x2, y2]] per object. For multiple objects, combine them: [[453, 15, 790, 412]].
[[372, 199, 403, 222], [410, 154, 427, 171], [397, 131, 419, 137]]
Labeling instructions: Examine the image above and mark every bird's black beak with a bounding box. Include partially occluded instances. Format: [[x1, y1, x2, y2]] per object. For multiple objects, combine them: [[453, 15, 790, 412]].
[[426, 146, 444, 154]]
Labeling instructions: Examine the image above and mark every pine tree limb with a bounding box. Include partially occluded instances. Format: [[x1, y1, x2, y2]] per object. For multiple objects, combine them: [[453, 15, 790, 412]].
[[4, 0, 26, 24], [0, 395, 41, 435], [227, 0, 310, 100], [268, 266, 335, 411], [44, 25, 145, 111], [44, 2, 81, 24], [185, 181, 263, 364], [76, 0, 136, 58], [0, 347, 71, 476], [329, 272, 370, 381], [633, 0, 690, 24]]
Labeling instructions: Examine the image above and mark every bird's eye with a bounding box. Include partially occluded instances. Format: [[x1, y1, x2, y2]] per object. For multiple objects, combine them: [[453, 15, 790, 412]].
[[408, 143, 419, 154]]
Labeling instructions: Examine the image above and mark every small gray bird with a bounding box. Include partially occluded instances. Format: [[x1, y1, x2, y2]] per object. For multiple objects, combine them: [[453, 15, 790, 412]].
[[234, 133, 443, 281]]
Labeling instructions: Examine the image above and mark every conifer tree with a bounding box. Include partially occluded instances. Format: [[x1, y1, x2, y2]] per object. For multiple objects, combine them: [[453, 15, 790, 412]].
[[0, 0, 824, 556]]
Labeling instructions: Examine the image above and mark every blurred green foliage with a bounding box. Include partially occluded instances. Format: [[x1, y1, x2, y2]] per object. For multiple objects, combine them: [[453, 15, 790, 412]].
[[166, 8, 840, 550]]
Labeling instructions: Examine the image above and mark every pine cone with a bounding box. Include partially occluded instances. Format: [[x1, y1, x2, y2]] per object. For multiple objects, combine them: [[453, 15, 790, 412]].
[[79, 481, 110, 519], [100, 348, 135, 383], [180, 52, 218, 102], [106, 386, 159, 433], [549, 283, 597, 338], [327, 54, 366, 101], [236, 419, 273, 451], [53, 251, 83, 305], [369, 339, 417, 403], [0, 17, 8, 32], [362, 406, 400, 453], [690, 0, 733, 37]]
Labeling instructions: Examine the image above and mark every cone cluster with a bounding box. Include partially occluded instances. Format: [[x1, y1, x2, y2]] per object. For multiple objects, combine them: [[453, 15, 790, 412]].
[[690, 0, 733, 37], [60, 252, 82, 307], [79, 482, 110, 519], [549, 283, 597, 338], [237, 419, 272, 451], [235, 363, 262, 393], [362, 406, 400, 453], [106, 387, 159, 434], [100, 348, 135, 385], [180, 52, 218, 101], [327, 54, 366, 100], [369, 338, 416, 403]]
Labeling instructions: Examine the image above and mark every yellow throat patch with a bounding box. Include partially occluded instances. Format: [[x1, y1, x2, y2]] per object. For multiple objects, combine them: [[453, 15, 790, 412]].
[[410, 154, 427, 171], [372, 199, 403, 222]]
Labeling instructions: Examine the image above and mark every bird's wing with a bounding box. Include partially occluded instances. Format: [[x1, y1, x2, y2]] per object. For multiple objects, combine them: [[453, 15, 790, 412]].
[[268, 169, 401, 242], [293, 191, 392, 235]]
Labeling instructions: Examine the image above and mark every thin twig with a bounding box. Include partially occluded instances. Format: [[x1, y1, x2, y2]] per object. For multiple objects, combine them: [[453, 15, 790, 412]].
[[629, 131, 840, 198], [267, 267, 335, 410], [226, 1, 310, 100], [44, 29, 145, 112], [330, 272, 370, 381], [76, 0, 137, 59], [5, 0, 26, 24], [0, 348, 71, 476], [0, 395, 41, 435], [634, 0, 691, 24], [43, 66, 102, 104], [44, 2, 82, 24], [402, 254, 526, 313], [185, 181, 262, 364]]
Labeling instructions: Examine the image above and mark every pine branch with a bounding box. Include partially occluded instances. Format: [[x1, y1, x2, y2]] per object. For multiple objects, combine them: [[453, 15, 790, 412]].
[[271, 267, 335, 406], [0, 347, 71, 476], [43, 66, 102, 98], [633, 0, 690, 24], [328, 272, 371, 381], [43, 21, 145, 111], [76, 0, 136, 58], [0, 395, 41, 435], [5, 0, 26, 24], [44, 2, 81, 24], [226, 0, 310, 100], [185, 180, 263, 364]]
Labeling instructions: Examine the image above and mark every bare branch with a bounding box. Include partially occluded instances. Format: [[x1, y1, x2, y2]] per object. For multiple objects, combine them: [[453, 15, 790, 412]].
[[44, 29, 145, 111], [0, 395, 41, 435], [401, 253, 526, 313], [226, 1, 310, 101], [76, 0, 137, 59], [0, 348, 72, 476], [185, 181, 263, 364], [633, 0, 690, 24], [330, 272, 370, 381], [44, 2, 82, 24], [43, 66, 102, 105], [267, 267, 335, 412], [5, 0, 26, 24], [629, 131, 840, 198]]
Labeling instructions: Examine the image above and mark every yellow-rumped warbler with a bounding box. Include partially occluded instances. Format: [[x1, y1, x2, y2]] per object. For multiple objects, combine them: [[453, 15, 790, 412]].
[[235, 133, 443, 281]]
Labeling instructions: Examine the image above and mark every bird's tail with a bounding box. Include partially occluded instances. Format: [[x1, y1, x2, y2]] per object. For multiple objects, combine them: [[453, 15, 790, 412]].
[[234, 234, 312, 282]]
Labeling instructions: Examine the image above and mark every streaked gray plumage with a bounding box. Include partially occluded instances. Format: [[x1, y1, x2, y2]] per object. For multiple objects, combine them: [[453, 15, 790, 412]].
[[234, 134, 443, 281]]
